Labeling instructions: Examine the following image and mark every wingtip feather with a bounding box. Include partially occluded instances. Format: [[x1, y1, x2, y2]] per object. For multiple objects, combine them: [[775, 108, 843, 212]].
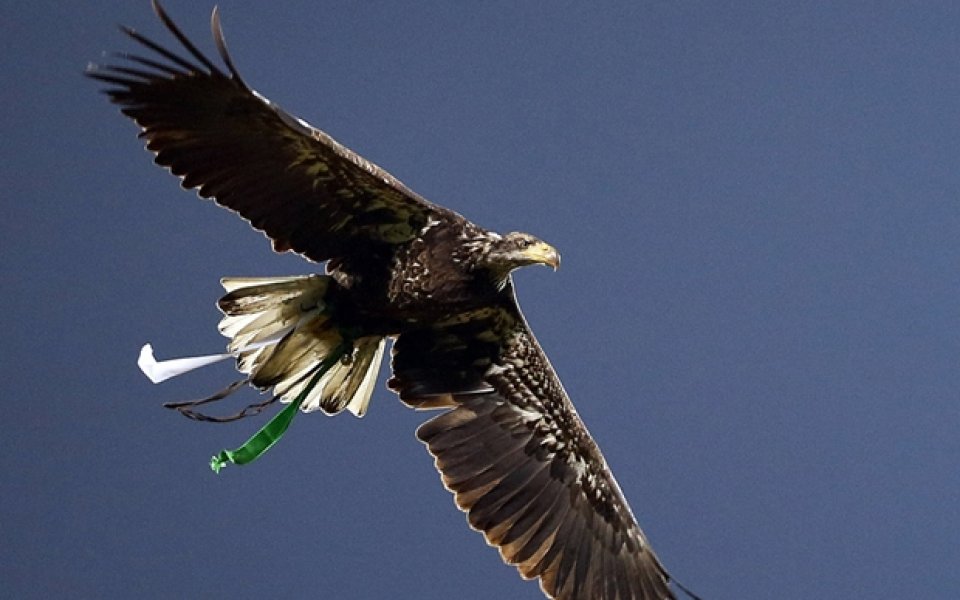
[[210, 4, 247, 87]]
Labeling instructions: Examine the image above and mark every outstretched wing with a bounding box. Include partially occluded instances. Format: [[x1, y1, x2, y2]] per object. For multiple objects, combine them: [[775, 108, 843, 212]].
[[87, 1, 456, 263], [390, 298, 676, 600]]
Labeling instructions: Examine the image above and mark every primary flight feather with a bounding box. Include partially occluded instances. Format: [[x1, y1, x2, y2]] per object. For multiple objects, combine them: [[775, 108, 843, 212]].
[[89, 3, 683, 598]]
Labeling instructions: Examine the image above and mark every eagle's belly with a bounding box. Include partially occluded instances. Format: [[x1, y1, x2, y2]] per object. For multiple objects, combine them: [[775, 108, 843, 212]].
[[358, 273, 496, 333], [329, 237, 499, 335]]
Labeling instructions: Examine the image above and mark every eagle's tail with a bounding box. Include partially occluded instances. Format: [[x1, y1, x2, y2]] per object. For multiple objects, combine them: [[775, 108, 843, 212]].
[[218, 275, 386, 417]]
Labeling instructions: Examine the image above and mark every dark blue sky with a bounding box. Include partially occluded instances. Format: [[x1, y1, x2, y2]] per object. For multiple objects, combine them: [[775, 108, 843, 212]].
[[3, 1, 959, 598]]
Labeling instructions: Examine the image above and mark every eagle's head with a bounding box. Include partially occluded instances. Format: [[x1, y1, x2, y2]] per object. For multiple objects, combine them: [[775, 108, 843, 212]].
[[476, 231, 560, 285]]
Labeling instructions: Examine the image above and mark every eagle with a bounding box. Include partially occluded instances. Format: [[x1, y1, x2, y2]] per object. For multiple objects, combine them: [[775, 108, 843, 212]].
[[89, 3, 691, 599]]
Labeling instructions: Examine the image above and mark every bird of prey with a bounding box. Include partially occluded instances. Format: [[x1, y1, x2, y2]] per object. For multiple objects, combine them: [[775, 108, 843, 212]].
[[89, 3, 691, 599]]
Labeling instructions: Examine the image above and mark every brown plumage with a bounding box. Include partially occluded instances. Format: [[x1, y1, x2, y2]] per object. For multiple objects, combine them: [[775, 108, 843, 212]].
[[89, 2, 683, 598]]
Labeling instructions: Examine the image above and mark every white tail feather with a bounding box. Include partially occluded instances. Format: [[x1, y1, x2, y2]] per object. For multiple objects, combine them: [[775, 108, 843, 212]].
[[218, 275, 385, 417], [137, 275, 387, 417], [345, 338, 386, 416], [220, 275, 318, 294]]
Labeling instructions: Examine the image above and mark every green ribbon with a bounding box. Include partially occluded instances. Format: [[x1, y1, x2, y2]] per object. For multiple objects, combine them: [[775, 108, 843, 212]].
[[209, 345, 347, 473]]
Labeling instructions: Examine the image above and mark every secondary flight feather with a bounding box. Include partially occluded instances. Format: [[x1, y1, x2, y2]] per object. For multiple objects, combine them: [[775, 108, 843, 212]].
[[89, 3, 689, 598]]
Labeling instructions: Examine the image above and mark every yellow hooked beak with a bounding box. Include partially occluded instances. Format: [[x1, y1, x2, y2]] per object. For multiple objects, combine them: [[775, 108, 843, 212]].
[[522, 241, 561, 271]]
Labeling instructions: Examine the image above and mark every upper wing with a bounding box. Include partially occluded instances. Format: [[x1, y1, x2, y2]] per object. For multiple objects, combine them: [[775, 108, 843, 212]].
[[88, 1, 457, 263], [390, 298, 676, 600]]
